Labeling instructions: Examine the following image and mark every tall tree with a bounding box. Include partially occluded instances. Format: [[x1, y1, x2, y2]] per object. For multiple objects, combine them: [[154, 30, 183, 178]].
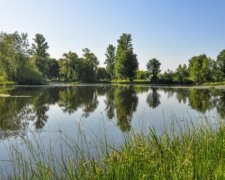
[[31, 34, 49, 58], [82, 48, 99, 71], [104, 44, 116, 79], [217, 49, 225, 79], [115, 33, 138, 81], [31, 34, 50, 78], [146, 58, 161, 82]]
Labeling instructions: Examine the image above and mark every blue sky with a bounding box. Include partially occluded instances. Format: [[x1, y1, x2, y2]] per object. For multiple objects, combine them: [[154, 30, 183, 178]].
[[0, 0, 225, 71]]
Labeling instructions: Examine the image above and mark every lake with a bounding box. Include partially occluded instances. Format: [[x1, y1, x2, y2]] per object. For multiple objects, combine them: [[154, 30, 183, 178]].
[[0, 84, 224, 174]]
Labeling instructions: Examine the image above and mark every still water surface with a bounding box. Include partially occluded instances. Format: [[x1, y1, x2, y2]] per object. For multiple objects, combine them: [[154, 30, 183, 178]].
[[0, 84, 224, 173]]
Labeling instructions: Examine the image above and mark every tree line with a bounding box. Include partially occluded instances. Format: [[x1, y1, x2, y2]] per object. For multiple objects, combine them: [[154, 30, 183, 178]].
[[0, 31, 224, 84]]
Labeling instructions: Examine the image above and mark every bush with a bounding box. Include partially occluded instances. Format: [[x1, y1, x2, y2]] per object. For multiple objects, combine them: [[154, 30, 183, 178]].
[[16, 62, 45, 85]]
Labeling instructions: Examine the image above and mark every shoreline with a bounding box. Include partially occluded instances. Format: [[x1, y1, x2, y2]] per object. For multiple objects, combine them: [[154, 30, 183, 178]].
[[1, 82, 225, 89]]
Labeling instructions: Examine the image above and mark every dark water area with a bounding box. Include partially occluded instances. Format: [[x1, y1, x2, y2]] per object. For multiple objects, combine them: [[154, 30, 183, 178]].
[[0, 84, 224, 174]]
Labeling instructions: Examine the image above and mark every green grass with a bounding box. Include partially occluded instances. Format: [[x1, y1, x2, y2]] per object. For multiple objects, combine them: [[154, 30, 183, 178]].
[[202, 81, 225, 86], [111, 79, 150, 84], [0, 80, 16, 86], [6, 119, 225, 179]]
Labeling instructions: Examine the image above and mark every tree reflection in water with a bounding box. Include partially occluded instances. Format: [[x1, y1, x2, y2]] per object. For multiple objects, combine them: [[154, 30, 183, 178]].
[[58, 86, 99, 117], [146, 88, 161, 109], [1, 86, 225, 135]]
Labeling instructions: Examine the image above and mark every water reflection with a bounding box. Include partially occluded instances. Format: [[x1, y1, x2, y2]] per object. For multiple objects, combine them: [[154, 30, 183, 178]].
[[146, 88, 160, 109], [1, 86, 225, 134], [58, 86, 99, 117], [111, 86, 138, 132]]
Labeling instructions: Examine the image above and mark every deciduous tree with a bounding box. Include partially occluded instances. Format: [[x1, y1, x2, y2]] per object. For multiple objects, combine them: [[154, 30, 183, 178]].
[[146, 58, 161, 82], [115, 33, 138, 81], [104, 44, 116, 79]]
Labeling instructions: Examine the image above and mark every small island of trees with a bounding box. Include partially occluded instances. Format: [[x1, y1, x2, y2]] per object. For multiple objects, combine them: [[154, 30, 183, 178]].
[[0, 31, 225, 85]]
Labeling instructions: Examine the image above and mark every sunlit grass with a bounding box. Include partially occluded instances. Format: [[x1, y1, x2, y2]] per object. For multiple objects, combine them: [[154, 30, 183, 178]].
[[203, 81, 225, 86], [111, 79, 150, 84], [6, 119, 225, 179], [0, 81, 15, 86]]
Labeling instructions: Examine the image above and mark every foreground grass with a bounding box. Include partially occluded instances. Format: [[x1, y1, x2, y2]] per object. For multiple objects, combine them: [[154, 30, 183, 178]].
[[7, 120, 225, 179]]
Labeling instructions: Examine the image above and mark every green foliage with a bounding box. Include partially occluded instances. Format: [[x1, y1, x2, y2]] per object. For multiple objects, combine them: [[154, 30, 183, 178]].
[[47, 58, 60, 79], [159, 69, 175, 83], [105, 44, 116, 79], [30, 56, 48, 78], [31, 33, 49, 58], [135, 70, 148, 80], [96, 67, 110, 80], [115, 33, 138, 81], [0, 32, 29, 81], [58, 49, 99, 82], [59, 51, 80, 81], [31, 34, 51, 78], [217, 49, 225, 80], [188, 54, 214, 83], [17, 61, 45, 85], [0, 80, 16, 86], [1, 31, 225, 85], [80, 48, 99, 82], [174, 64, 189, 83], [146, 58, 161, 82]]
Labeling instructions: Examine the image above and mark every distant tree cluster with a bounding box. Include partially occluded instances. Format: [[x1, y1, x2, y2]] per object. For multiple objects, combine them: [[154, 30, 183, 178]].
[[145, 51, 225, 84], [0, 31, 224, 84]]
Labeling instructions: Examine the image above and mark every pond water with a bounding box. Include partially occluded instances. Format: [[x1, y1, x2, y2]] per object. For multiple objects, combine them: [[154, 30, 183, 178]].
[[0, 84, 224, 174]]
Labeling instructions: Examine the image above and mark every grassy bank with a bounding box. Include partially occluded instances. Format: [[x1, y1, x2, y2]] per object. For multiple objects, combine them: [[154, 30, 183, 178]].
[[0, 80, 16, 86], [6, 119, 225, 179], [203, 81, 225, 86]]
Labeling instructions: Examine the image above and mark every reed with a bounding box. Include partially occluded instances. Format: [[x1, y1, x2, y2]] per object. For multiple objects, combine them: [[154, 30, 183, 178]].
[[6, 119, 225, 179]]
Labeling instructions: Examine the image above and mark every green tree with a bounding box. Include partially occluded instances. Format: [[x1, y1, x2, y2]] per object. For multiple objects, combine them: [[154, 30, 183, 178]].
[[146, 58, 161, 82], [160, 69, 175, 83], [188, 54, 213, 83], [104, 44, 116, 79], [47, 58, 59, 79], [59, 51, 80, 81], [79, 48, 99, 82], [0, 32, 44, 84], [0, 32, 29, 81], [135, 70, 149, 80], [96, 67, 110, 80], [174, 64, 189, 83], [216, 49, 225, 80], [31, 34, 49, 58], [31, 34, 50, 78], [82, 48, 99, 71], [115, 33, 138, 81]]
